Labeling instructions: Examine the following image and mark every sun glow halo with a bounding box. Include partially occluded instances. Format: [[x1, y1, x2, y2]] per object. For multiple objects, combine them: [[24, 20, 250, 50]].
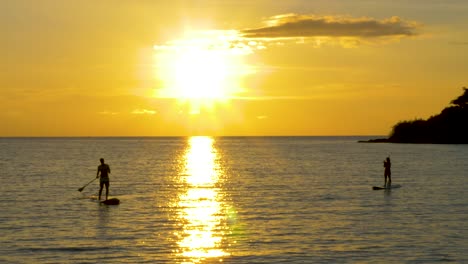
[[153, 30, 254, 114]]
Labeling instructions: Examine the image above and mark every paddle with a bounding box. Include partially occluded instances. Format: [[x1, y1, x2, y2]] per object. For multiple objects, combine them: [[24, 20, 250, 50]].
[[78, 178, 97, 192]]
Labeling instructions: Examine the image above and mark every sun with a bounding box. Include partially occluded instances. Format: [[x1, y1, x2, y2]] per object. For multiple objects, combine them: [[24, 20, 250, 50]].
[[153, 30, 255, 114]]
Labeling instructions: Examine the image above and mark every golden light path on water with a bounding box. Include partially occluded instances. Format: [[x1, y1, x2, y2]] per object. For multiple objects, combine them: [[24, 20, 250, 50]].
[[175, 136, 230, 263]]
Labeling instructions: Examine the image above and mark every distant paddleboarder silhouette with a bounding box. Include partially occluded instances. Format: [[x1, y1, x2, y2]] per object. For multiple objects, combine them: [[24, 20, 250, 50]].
[[97, 158, 111, 200], [383, 157, 391, 187]]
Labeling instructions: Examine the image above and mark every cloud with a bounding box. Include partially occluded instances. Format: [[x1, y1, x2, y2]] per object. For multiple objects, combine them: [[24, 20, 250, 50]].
[[449, 41, 468, 45], [241, 14, 420, 39], [152, 14, 420, 58], [131, 109, 157, 115], [153, 30, 258, 55], [99, 111, 118, 115]]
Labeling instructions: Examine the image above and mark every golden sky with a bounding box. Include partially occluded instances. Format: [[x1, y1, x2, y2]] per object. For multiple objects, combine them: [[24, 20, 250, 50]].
[[2, 0, 468, 136]]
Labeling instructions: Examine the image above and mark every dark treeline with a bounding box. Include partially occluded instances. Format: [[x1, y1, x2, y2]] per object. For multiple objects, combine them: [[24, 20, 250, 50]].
[[389, 87, 468, 143], [365, 87, 468, 144]]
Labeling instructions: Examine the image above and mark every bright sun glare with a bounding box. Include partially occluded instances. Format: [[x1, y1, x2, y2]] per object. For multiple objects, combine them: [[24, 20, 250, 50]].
[[153, 30, 256, 114], [176, 136, 229, 261]]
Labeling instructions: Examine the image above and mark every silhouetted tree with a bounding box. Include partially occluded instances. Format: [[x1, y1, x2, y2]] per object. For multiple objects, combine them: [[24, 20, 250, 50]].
[[450, 87, 468, 107], [387, 87, 468, 143]]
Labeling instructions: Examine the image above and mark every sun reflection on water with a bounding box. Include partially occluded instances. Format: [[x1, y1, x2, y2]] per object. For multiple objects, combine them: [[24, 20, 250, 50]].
[[175, 136, 229, 262]]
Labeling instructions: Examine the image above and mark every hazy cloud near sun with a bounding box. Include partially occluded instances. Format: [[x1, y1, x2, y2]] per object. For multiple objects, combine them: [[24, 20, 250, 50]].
[[131, 109, 157, 115], [152, 14, 422, 57], [99, 111, 119, 115], [98, 109, 157, 115], [241, 14, 420, 39], [449, 41, 468, 45]]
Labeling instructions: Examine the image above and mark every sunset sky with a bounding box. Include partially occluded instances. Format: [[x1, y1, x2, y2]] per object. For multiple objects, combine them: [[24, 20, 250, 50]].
[[2, 0, 468, 136]]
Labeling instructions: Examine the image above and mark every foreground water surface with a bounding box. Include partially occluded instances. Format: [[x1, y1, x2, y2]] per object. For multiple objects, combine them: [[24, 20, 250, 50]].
[[0, 137, 467, 263]]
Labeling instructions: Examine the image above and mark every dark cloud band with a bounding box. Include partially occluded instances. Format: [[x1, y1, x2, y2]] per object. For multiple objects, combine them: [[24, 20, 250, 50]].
[[241, 14, 419, 39]]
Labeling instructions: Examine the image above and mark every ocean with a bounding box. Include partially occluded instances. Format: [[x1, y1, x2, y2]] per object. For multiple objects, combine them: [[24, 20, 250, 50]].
[[0, 136, 467, 263]]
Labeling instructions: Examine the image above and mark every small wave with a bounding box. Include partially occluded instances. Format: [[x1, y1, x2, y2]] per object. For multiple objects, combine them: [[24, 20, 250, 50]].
[[21, 246, 120, 253]]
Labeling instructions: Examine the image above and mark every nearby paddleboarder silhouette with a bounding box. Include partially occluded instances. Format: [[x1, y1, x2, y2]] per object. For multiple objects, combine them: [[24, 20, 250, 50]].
[[383, 157, 391, 187], [97, 158, 111, 200]]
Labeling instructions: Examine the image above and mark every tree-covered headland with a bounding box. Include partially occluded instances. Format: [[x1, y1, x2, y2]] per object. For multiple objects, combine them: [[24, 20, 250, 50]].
[[363, 87, 468, 144]]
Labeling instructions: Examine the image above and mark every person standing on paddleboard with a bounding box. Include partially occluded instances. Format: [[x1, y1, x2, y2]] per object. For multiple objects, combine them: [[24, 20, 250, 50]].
[[97, 158, 111, 201], [383, 157, 391, 187]]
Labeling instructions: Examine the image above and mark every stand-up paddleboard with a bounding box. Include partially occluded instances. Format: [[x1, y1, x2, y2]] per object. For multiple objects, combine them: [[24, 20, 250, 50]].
[[100, 198, 120, 205], [372, 184, 402, 190]]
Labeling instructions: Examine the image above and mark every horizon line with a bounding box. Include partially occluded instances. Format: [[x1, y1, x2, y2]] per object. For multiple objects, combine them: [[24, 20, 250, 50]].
[[0, 135, 385, 138]]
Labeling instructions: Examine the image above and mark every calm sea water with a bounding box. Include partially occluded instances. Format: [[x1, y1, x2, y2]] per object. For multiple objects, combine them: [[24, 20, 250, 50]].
[[0, 137, 467, 263]]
